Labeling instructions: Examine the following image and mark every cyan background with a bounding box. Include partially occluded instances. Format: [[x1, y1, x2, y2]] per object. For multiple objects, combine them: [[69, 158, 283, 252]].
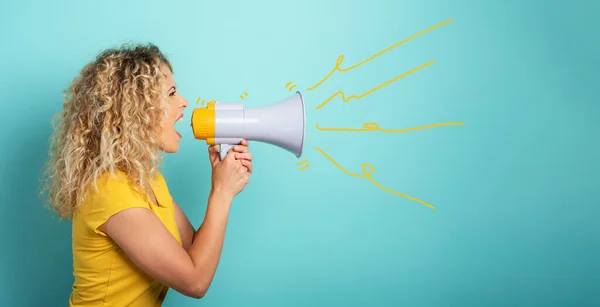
[[1, 0, 598, 306]]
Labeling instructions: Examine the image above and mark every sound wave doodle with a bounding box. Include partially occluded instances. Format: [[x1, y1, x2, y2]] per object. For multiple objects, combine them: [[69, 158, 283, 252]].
[[306, 18, 452, 93], [315, 121, 464, 133], [240, 92, 248, 100], [285, 81, 297, 92], [314, 146, 435, 209], [196, 97, 215, 107], [292, 18, 457, 209], [314, 60, 434, 110], [296, 159, 310, 171]]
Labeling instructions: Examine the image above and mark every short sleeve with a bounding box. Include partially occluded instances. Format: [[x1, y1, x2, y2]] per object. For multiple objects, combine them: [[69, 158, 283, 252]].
[[83, 172, 150, 236]]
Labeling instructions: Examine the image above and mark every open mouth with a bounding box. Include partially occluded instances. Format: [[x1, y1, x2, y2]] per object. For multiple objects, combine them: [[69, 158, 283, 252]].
[[175, 113, 184, 138]]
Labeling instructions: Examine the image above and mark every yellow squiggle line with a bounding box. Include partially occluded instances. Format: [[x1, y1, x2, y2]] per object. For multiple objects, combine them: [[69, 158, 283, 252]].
[[316, 121, 464, 132], [314, 146, 435, 209], [315, 60, 434, 110], [296, 159, 307, 166], [307, 18, 452, 91], [299, 164, 310, 171]]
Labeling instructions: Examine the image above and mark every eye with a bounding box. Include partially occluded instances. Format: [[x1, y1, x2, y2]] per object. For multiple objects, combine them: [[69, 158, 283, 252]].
[[169, 90, 176, 97]]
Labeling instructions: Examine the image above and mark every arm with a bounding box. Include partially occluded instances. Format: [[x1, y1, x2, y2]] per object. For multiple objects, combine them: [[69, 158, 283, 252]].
[[100, 190, 233, 299], [175, 141, 253, 252], [172, 200, 196, 251]]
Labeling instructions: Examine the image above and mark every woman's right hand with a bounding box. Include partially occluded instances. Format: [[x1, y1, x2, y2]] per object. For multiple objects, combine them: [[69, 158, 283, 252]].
[[208, 145, 250, 199]]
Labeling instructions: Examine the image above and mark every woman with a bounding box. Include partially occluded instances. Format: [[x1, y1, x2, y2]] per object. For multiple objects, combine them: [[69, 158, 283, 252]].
[[43, 43, 252, 306]]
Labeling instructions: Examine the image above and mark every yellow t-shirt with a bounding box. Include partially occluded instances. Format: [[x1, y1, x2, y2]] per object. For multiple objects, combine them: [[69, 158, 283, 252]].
[[69, 170, 182, 307]]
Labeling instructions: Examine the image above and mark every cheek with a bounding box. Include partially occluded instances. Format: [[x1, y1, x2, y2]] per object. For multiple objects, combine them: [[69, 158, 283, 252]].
[[167, 100, 179, 115], [160, 104, 176, 121]]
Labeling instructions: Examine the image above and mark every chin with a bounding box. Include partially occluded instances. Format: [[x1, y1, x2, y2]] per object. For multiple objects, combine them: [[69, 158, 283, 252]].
[[159, 142, 180, 153], [159, 131, 181, 153], [164, 146, 179, 153]]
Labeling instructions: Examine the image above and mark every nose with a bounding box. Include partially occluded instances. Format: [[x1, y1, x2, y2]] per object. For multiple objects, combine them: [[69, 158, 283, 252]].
[[180, 98, 189, 109]]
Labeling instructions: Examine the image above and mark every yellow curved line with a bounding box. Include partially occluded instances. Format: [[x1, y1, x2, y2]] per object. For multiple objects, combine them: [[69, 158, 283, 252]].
[[299, 164, 310, 171], [288, 84, 297, 92], [307, 18, 452, 91], [195, 97, 201, 104], [314, 147, 364, 179], [316, 121, 464, 132], [314, 146, 435, 209], [296, 159, 307, 166], [315, 60, 434, 110]]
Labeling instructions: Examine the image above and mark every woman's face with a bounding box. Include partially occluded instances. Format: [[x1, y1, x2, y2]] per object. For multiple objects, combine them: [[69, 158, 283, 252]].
[[158, 63, 188, 153]]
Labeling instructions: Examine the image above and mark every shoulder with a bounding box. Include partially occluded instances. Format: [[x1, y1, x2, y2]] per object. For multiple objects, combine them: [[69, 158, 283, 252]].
[[78, 170, 151, 235], [92, 170, 146, 202]]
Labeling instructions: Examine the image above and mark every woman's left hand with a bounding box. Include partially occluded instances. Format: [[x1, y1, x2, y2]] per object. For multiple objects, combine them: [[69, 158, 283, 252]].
[[231, 139, 253, 173]]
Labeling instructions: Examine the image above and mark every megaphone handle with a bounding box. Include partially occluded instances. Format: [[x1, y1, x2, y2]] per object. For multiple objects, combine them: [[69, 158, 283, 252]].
[[219, 144, 233, 160]]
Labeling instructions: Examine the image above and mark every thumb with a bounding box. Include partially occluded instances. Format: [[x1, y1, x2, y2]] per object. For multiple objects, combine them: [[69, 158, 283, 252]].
[[208, 145, 220, 167], [208, 145, 220, 154]]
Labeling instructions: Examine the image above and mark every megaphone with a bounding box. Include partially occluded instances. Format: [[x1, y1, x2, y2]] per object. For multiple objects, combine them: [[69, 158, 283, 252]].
[[191, 91, 306, 160]]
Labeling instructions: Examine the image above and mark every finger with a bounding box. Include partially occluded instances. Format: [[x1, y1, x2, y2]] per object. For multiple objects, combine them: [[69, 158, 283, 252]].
[[240, 159, 252, 173], [240, 159, 251, 167], [235, 152, 252, 161], [241, 139, 249, 146], [232, 145, 248, 153], [209, 145, 221, 161], [237, 162, 248, 173], [208, 145, 220, 153]]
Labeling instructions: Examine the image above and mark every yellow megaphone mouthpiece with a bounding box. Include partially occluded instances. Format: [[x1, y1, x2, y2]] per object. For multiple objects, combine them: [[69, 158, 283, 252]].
[[191, 101, 215, 143]]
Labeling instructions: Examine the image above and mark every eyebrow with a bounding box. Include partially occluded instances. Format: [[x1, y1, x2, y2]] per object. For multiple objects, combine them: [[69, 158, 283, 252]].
[[169, 86, 176, 92]]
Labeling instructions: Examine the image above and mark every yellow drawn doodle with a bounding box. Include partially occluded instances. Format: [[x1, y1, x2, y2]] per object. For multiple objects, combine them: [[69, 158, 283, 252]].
[[315, 121, 464, 133], [314, 146, 435, 209], [307, 18, 452, 92], [296, 159, 310, 171], [285, 81, 297, 92], [314, 60, 434, 110]]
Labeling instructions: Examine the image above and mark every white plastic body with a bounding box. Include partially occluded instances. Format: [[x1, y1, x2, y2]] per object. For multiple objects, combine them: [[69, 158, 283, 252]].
[[214, 91, 306, 160]]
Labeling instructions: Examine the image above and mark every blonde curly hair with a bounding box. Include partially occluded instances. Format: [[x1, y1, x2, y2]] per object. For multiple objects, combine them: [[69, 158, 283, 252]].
[[42, 43, 173, 220]]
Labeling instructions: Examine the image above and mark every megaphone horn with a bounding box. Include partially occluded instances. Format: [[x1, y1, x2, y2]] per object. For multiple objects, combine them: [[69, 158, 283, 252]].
[[191, 91, 306, 160]]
